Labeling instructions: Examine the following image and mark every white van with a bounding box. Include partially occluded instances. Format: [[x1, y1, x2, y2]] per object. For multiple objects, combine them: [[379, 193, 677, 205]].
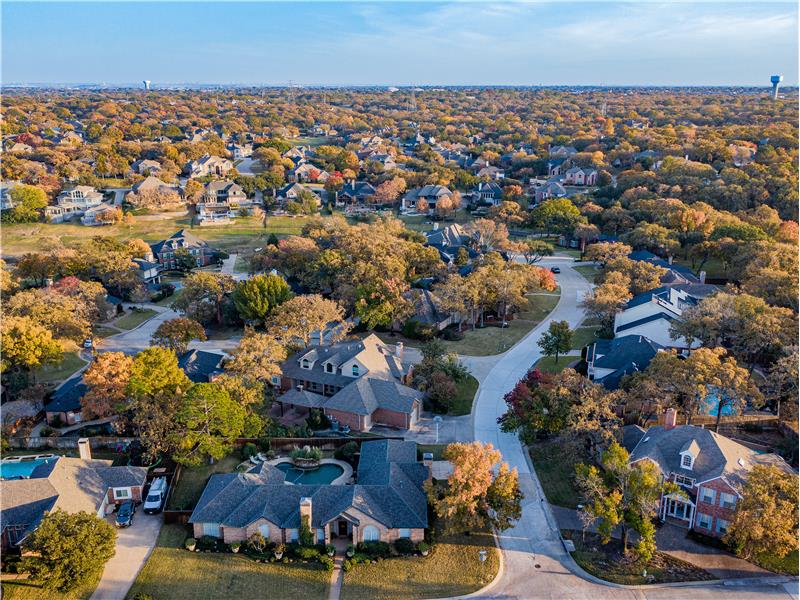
[[143, 477, 168, 514]]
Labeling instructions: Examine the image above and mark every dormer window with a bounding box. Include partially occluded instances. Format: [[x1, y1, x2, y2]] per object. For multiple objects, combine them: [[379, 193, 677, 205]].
[[351, 365, 359, 377], [326, 364, 333, 373], [680, 453, 694, 470], [301, 359, 310, 369]]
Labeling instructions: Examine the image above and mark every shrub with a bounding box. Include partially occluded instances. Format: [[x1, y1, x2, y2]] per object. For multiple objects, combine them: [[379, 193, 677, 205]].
[[325, 544, 335, 556], [442, 327, 464, 341], [320, 556, 334, 571], [394, 538, 416, 555], [342, 559, 353, 572], [357, 541, 391, 558], [306, 409, 331, 431], [274, 543, 286, 556], [241, 443, 258, 459], [230, 541, 241, 552], [426, 371, 457, 413], [402, 319, 436, 341], [334, 441, 359, 465], [197, 535, 220, 551], [289, 445, 323, 461], [247, 532, 266, 553], [295, 546, 321, 560], [417, 541, 430, 555], [184, 537, 197, 550]]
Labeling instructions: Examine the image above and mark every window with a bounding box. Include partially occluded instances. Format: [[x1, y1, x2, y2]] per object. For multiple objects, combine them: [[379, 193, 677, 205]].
[[675, 475, 694, 488], [681, 454, 694, 469], [113, 488, 130, 500], [326, 364, 333, 373], [398, 528, 411, 539], [203, 523, 221, 537], [288, 529, 299, 542], [258, 524, 270, 538], [696, 513, 712, 530], [302, 359, 310, 369], [362, 525, 379, 542], [716, 519, 730, 535], [317, 529, 325, 543], [351, 365, 359, 377], [271, 376, 280, 386], [720, 492, 737, 510], [699, 487, 716, 504]]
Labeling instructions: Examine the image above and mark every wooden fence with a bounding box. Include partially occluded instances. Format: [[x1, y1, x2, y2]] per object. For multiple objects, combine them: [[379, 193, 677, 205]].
[[7, 435, 135, 451]]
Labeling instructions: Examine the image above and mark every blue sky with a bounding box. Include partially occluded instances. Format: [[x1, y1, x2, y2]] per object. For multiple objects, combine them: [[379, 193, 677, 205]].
[[2, 2, 797, 86]]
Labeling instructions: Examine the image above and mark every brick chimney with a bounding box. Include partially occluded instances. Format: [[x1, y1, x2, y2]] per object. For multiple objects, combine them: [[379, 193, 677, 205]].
[[299, 497, 312, 528], [78, 437, 92, 460], [664, 408, 678, 431]]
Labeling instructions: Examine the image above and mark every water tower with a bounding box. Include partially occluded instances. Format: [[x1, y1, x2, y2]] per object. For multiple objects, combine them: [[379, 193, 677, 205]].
[[770, 75, 783, 99], [143, 80, 151, 91]]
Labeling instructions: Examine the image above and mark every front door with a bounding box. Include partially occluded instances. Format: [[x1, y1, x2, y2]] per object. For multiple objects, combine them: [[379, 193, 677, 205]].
[[338, 520, 348, 536]]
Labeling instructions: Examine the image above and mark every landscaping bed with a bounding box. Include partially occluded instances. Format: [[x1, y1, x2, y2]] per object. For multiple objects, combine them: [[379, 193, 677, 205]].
[[341, 529, 498, 600], [127, 525, 330, 600], [561, 530, 716, 584]]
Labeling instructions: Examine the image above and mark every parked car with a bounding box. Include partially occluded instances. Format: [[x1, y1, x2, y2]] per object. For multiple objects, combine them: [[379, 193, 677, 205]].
[[143, 477, 168, 514], [550, 267, 561, 274], [115, 501, 136, 528], [83, 338, 94, 348]]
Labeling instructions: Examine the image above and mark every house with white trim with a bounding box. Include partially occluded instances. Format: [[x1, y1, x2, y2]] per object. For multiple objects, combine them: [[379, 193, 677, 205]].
[[625, 409, 793, 538]]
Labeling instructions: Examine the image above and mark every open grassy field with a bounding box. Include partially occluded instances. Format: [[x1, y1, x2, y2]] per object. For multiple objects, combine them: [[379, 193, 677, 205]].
[[127, 525, 330, 600], [32, 352, 86, 384], [167, 454, 243, 510], [113, 308, 156, 330], [528, 440, 582, 508], [341, 529, 498, 600], [1, 574, 100, 600], [1, 215, 312, 256]]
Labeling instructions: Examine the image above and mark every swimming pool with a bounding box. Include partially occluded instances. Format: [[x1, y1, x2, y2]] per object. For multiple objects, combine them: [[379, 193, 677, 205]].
[[274, 462, 344, 485], [0, 456, 57, 479], [702, 391, 735, 417]]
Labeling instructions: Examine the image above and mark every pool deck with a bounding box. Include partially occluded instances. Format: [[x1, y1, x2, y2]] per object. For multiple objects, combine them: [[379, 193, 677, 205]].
[[267, 457, 353, 485]]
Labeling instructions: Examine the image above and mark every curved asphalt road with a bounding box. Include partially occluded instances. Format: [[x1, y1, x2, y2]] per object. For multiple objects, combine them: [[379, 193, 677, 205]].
[[470, 257, 797, 599]]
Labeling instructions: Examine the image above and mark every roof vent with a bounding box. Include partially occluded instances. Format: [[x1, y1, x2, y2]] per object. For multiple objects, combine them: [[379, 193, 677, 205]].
[[643, 437, 650, 443], [738, 458, 746, 467]]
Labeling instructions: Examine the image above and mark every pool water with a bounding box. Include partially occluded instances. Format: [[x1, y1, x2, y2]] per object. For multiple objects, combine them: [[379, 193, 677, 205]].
[[275, 462, 344, 485], [0, 457, 57, 479], [702, 391, 735, 417]]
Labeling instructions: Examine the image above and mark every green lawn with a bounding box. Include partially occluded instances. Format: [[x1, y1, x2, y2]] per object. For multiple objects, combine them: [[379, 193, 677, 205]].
[[570, 326, 598, 350], [32, 352, 86, 384], [127, 525, 330, 600], [528, 440, 582, 508], [1, 574, 100, 600], [341, 530, 498, 600], [532, 355, 579, 374], [92, 325, 120, 338], [753, 549, 799, 575], [448, 374, 479, 416], [167, 454, 243, 510], [573, 265, 599, 283], [1, 215, 313, 256], [416, 444, 448, 461], [113, 308, 157, 330], [672, 256, 727, 280]]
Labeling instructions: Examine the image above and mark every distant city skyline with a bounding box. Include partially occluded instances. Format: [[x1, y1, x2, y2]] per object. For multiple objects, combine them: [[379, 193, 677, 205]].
[[2, 2, 798, 87]]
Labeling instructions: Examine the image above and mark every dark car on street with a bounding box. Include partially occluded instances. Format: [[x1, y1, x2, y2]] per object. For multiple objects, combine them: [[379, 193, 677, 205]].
[[115, 500, 136, 528], [550, 267, 561, 274]]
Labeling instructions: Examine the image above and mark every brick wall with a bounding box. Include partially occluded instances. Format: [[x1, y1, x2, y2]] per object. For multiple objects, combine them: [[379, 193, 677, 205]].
[[372, 408, 410, 429], [106, 485, 143, 505], [324, 408, 364, 431], [692, 477, 738, 537]]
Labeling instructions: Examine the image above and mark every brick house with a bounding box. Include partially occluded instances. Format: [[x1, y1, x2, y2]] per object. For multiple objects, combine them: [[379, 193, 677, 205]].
[[277, 334, 422, 432], [189, 440, 428, 545], [625, 409, 794, 538], [149, 229, 216, 270], [0, 440, 146, 552]]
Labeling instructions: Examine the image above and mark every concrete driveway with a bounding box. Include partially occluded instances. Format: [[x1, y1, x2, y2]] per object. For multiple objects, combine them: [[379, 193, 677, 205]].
[[91, 511, 162, 600]]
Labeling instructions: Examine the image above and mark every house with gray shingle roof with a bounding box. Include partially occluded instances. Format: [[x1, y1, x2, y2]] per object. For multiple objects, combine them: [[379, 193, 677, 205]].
[[277, 334, 422, 431], [401, 185, 454, 214], [629, 410, 794, 539], [1, 451, 147, 552], [189, 439, 428, 545]]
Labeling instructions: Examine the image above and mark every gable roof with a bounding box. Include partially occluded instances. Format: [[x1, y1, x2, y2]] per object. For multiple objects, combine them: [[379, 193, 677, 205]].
[[324, 377, 422, 416], [177, 350, 225, 383], [190, 440, 427, 530], [150, 229, 210, 255], [588, 335, 663, 389]]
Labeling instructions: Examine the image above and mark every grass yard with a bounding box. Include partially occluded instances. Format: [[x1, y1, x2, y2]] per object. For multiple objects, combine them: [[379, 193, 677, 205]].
[[341, 529, 499, 600], [449, 374, 480, 416], [92, 325, 119, 338], [1, 574, 100, 600], [441, 292, 561, 357], [570, 326, 599, 350], [205, 325, 243, 341], [1, 215, 313, 256], [113, 308, 157, 330], [532, 355, 579, 374], [573, 264, 600, 283], [561, 531, 716, 584], [753, 549, 799, 576], [167, 454, 243, 510], [416, 444, 448, 461], [398, 209, 473, 232], [127, 525, 330, 600], [528, 440, 582, 508], [32, 352, 86, 384]]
